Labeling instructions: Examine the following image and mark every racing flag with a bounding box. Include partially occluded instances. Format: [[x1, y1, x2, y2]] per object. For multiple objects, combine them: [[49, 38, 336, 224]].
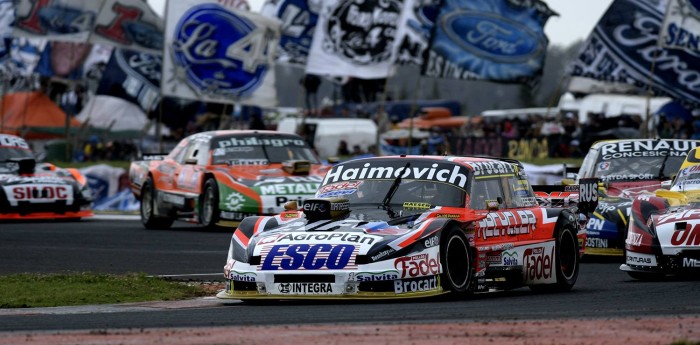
[[96, 48, 161, 112], [568, 0, 700, 106], [660, 0, 700, 53], [13, 0, 103, 42], [89, 0, 164, 55], [422, 0, 556, 83], [261, 0, 320, 67], [305, 0, 413, 79], [161, 0, 281, 107], [0, 0, 14, 38], [396, 0, 439, 66]]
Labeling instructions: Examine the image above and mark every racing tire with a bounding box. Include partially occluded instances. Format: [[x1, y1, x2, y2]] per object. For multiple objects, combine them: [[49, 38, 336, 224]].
[[140, 177, 174, 230], [440, 225, 472, 296], [530, 226, 579, 292], [200, 178, 221, 229]]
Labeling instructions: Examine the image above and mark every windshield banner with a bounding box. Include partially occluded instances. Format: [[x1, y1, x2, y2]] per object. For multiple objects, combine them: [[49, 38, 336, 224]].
[[323, 159, 471, 189]]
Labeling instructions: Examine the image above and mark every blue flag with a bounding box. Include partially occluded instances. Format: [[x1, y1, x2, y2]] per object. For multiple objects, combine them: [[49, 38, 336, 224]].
[[569, 0, 700, 106], [96, 48, 161, 112], [261, 0, 319, 66], [422, 0, 555, 83]]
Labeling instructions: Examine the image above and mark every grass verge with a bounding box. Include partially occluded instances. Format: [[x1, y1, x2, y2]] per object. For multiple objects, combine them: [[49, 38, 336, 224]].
[[0, 272, 211, 308]]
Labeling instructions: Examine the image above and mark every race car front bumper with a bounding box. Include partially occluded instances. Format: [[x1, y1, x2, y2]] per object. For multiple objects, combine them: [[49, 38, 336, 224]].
[[216, 262, 445, 300]]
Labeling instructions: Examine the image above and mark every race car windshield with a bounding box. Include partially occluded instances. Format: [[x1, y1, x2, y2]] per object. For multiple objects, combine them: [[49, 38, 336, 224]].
[[671, 166, 700, 192], [0, 146, 33, 162], [594, 155, 685, 181], [210, 135, 320, 165], [317, 179, 466, 208]]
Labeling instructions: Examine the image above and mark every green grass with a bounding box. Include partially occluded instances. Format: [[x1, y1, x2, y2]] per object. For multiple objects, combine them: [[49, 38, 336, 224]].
[[48, 160, 131, 170], [0, 273, 210, 308]]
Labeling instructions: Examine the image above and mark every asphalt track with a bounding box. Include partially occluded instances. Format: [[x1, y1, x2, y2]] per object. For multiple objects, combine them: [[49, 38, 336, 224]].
[[1, 217, 699, 333]]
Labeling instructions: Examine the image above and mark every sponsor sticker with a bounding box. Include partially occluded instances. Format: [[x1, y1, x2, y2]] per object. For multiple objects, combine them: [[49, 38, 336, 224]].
[[394, 253, 440, 278], [261, 244, 358, 270], [626, 252, 657, 266], [393, 276, 439, 294], [276, 282, 335, 295]]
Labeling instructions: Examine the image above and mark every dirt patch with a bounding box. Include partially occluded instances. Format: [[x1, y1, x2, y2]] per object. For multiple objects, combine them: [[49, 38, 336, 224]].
[[1, 315, 698, 345]]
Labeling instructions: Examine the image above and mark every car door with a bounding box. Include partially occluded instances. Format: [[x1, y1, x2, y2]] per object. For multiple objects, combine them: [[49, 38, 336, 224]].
[[470, 174, 535, 245], [174, 140, 207, 193]]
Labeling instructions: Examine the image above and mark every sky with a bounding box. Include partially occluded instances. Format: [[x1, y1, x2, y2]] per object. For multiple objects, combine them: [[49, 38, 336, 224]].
[[146, 0, 614, 47]]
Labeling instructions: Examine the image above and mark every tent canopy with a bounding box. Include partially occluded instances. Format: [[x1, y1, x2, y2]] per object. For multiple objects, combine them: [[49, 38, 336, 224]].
[[76, 95, 170, 138], [0, 91, 81, 139]]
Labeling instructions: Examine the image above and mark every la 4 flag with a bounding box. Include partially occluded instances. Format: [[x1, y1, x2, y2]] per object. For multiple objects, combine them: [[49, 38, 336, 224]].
[[162, 0, 281, 107]]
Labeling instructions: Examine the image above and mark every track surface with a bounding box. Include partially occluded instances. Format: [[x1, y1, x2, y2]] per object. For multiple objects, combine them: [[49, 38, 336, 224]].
[[1, 218, 699, 333]]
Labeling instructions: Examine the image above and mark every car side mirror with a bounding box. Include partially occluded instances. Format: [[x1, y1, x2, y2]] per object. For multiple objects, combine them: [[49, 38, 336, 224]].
[[486, 199, 500, 211], [661, 180, 673, 189]]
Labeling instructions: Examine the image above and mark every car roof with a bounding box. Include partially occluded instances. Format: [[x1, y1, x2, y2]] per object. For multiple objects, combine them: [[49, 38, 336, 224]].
[[342, 155, 522, 171], [590, 138, 700, 149]]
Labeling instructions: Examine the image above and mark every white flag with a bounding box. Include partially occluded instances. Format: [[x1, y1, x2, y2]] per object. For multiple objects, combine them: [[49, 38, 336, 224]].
[[13, 0, 104, 42], [162, 0, 281, 107], [305, 0, 411, 79], [90, 0, 164, 55], [660, 0, 700, 55]]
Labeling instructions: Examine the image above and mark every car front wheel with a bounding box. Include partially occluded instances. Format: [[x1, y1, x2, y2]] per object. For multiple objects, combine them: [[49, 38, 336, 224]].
[[440, 225, 472, 296], [200, 178, 221, 229], [140, 177, 174, 230]]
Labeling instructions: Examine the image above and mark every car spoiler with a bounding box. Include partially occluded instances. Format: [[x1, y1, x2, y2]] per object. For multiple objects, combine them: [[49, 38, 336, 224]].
[[531, 178, 599, 214]]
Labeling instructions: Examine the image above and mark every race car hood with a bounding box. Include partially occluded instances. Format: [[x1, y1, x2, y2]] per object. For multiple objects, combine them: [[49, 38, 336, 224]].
[[605, 180, 663, 197], [245, 203, 456, 266], [652, 206, 700, 255], [0, 172, 85, 206]]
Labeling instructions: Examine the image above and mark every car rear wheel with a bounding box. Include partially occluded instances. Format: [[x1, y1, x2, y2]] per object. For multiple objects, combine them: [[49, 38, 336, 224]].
[[531, 226, 579, 292], [440, 226, 472, 295], [140, 177, 174, 230], [200, 178, 220, 229]]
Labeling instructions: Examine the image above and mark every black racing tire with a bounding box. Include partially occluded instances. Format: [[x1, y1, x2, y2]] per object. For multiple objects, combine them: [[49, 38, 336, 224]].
[[440, 225, 473, 296], [200, 178, 221, 229], [140, 177, 174, 230], [531, 226, 579, 292]]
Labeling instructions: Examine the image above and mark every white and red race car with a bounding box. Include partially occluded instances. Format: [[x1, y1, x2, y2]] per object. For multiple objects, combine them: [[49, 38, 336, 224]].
[[0, 134, 92, 220]]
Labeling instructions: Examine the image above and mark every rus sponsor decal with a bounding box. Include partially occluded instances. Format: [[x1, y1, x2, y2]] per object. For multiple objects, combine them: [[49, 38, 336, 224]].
[[261, 244, 358, 270], [394, 253, 440, 278], [523, 245, 554, 282], [393, 276, 439, 294], [626, 232, 643, 247]]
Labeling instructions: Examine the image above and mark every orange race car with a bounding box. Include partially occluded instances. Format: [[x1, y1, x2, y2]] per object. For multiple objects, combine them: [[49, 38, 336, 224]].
[[0, 134, 93, 220], [217, 155, 598, 300], [129, 130, 332, 229]]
